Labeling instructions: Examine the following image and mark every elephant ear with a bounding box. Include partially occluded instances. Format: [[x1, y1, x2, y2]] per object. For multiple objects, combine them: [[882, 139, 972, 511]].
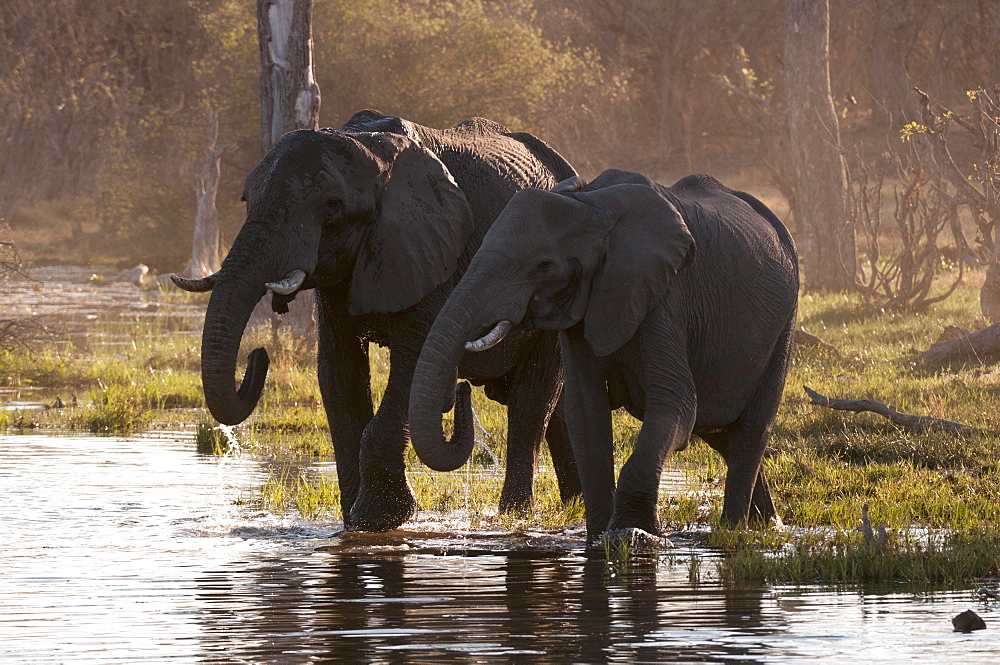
[[348, 145, 473, 315], [576, 182, 695, 357]]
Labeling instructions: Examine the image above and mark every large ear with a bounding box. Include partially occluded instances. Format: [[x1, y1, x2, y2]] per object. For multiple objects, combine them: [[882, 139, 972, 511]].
[[576, 182, 695, 357], [348, 145, 473, 315]]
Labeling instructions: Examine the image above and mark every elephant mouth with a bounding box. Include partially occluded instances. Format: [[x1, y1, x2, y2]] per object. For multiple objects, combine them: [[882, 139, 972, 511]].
[[265, 269, 309, 314], [265, 269, 307, 295]]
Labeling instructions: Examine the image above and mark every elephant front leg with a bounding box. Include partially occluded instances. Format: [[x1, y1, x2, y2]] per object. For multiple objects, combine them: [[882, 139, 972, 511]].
[[350, 316, 427, 532], [560, 327, 616, 544], [609, 318, 695, 538], [349, 369, 418, 531], [316, 291, 374, 527], [609, 397, 696, 538]]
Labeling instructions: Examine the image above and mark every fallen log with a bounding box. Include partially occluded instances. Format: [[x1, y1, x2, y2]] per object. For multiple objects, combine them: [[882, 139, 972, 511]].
[[913, 320, 1000, 365], [804, 386, 982, 433]]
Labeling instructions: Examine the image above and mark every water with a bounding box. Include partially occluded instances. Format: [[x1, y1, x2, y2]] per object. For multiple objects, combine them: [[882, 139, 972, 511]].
[[2, 434, 999, 663]]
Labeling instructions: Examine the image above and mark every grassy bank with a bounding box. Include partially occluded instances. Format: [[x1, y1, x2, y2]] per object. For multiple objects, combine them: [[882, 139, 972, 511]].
[[3, 268, 1000, 583]]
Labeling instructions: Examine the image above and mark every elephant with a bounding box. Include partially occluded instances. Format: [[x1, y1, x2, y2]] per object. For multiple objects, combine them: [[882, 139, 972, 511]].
[[407, 169, 798, 543], [171, 110, 582, 531]]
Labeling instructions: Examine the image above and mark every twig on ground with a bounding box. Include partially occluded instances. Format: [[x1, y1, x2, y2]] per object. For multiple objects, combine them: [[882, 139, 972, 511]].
[[804, 385, 990, 433]]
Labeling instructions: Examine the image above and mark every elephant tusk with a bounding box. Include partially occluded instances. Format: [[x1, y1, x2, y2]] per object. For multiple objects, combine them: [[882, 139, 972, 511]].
[[265, 270, 307, 296], [465, 320, 513, 352], [551, 175, 587, 193], [170, 272, 218, 292]]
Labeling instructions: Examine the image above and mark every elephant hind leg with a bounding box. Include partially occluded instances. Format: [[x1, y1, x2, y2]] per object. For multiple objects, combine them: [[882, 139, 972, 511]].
[[699, 430, 777, 526], [714, 324, 794, 528], [544, 398, 583, 504], [498, 333, 564, 514]]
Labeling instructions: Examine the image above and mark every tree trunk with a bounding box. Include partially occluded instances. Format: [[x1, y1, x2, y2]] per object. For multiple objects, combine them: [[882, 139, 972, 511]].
[[188, 109, 235, 279], [257, 0, 321, 154], [255, 0, 321, 337], [865, 1, 923, 126], [785, 0, 856, 291]]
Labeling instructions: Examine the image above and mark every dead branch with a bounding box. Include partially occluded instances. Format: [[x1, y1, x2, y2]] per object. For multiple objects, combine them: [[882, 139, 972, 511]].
[[913, 321, 1000, 365], [845, 139, 962, 311], [804, 386, 983, 433]]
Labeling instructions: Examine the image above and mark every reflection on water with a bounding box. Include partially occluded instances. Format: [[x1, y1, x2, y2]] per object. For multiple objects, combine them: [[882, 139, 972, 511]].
[[1, 434, 996, 663]]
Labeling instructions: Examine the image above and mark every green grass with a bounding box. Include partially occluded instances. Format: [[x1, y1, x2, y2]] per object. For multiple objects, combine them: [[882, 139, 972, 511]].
[[712, 527, 1000, 585], [6, 265, 1000, 583]]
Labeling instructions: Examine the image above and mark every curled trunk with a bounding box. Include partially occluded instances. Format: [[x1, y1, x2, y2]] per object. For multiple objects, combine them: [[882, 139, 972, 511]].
[[408, 302, 478, 471], [200, 268, 272, 425]]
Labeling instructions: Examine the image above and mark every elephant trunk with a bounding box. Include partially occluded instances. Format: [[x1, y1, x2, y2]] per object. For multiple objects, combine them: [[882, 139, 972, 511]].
[[407, 286, 480, 472], [200, 253, 273, 426]]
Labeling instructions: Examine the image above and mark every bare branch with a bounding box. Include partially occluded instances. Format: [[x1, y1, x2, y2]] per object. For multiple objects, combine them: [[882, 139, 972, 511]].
[[804, 386, 988, 434]]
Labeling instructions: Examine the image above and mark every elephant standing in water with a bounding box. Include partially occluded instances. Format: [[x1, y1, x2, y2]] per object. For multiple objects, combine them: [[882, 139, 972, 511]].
[[408, 169, 798, 543], [173, 110, 581, 531]]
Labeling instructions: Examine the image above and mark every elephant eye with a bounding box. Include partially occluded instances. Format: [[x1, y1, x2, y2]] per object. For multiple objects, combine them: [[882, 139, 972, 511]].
[[532, 258, 558, 278], [326, 197, 344, 210]]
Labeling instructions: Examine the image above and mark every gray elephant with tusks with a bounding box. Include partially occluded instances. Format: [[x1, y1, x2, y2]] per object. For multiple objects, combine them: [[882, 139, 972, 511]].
[[171, 110, 583, 532], [408, 169, 798, 544]]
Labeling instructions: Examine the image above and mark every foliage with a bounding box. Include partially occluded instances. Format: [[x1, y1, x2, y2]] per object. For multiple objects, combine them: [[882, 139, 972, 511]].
[[315, 0, 607, 131]]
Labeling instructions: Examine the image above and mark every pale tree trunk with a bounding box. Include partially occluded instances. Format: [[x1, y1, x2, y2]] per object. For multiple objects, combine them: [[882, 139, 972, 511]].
[[785, 0, 856, 291], [257, 0, 321, 154], [255, 0, 321, 338], [188, 109, 236, 278]]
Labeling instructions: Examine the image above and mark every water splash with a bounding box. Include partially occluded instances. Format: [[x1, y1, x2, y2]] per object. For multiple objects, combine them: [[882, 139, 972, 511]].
[[215, 423, 242, 456]]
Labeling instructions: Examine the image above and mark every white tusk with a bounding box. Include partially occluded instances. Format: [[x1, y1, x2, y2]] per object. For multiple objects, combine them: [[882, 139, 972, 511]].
[[170, 272, 218, 292], [265, 270, 307, 296], [465, 320, 513, 352], [551, 175, 587, 193]]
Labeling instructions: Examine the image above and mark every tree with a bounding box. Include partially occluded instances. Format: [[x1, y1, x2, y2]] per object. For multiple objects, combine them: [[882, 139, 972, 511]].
[[257, 0, 321, 154], [188, 109, 237, 278], [255, 0, 320, 335], [786, 0, 856, 291]]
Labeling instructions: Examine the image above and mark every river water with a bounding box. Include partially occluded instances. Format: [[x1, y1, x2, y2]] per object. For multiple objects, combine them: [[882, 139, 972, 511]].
[[2, 433, 998, 663]]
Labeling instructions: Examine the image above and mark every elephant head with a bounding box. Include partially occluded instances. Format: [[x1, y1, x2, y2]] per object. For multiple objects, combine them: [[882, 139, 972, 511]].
[[174, 128, 473, 425], [408, 169, 696, 471]]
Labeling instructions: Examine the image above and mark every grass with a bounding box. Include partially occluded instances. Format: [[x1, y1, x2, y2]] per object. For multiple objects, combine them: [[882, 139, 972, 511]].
[[712, 527, 1000, 585], [5, 265, 1000, 583]]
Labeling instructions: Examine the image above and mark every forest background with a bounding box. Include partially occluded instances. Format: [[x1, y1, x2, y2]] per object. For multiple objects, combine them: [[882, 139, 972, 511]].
[[1, 0, 997, 296]]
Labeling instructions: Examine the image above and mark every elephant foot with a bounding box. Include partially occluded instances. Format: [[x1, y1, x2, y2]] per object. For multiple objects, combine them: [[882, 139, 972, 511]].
[[593, 528, 672, 555], [348, 470, 416, 532], [497, 488, 532, 515]]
